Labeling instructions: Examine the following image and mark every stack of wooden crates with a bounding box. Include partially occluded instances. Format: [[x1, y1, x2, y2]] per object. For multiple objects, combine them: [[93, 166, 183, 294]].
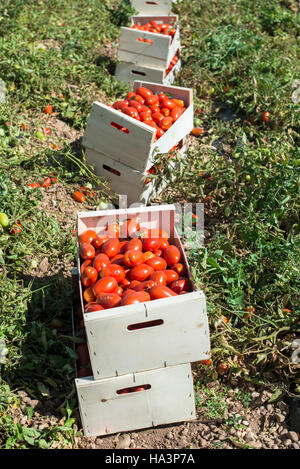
[[82, 80, 193, 206], [116, 1, 180, 84], [73, 204, 210, 437]]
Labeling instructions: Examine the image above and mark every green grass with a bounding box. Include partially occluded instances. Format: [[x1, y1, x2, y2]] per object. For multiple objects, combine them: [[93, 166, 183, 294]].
[[0, 0, 299, 449]]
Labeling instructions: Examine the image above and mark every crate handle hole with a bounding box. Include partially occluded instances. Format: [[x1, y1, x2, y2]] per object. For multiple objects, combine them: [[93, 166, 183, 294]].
[[127, 319, 164, 331], [103, 164, 121, 177], [111, 121, 129, 134], [146, 1, 158, 4], [131, 70, 146, 76], [117, 384, 151, 395], [137, 38, 153, 44]]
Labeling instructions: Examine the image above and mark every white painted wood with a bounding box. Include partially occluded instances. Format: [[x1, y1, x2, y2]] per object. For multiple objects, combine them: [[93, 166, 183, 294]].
[[130, 0, 173, 16], [77, 205, 210, 380], [118, 15, 180, 69], [84, 138, 187, 206], [83, 80, 193, 172], [76, 363, 196, 437], [115, 55, 181, 85]]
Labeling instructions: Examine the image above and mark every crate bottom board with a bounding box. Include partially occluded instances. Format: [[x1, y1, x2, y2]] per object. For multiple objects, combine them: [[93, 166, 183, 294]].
[[115, 58, 181, 85], [76, 363, 196, 437], [85, 140, 187, 205]]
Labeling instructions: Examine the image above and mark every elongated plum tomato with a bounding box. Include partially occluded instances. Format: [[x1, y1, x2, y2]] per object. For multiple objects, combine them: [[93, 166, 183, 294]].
[[92, 234, 109, 250], [163, 245, 181, 267], [102, 238, 120, 258], [81, 266, 98, 288], [144, 251, 155, 261], [120, 219, 141, 238], [96, 292, 121, 309], [114, 286, 123, 296], [79, 242, 95, 260], [93, 276, 117, 296], [110, 254, 125, 266], [129, 264, 154, 282], [93, 253, 110, 273], [101, 264, 126, 283], [83, 286, 96, 303], [159, 238, 170, 250], [124, 238, 142, 252], [72, 190, 85, 203], [120, 291, 151, 306], [149, 285, 177, 300], [79, 230, 98, 244], [145, 256, 167, 271], [169, 277, 191, 293], [123, 249, 144, 267], [142, 238, 161, 252], [122, 106, 139, 119], [161, 98, 176, 110], [150, 271, 167, 286], [136, 87, 153, 99], [85, 303, 104, 313], [133, 280, 156, 291], [105, 223, 120, 238], [172, 263, 186, 276], [164, 269, 179, 284], [80, 259, 92, 274]]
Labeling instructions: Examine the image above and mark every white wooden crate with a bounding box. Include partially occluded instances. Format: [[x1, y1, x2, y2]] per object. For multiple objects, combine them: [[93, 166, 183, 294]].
[[84, 137, 187, 205], [82, 80, 193, 173], [118, 15, 180, 70], [77, 205, 210, 380], [115, 56, 181, 85], [76, 363, 196, 437], [130, 0, 173, 16]]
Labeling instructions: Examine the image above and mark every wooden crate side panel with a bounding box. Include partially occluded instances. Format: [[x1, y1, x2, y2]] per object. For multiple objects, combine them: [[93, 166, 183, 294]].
[[82, 102, 154, 165], [76, 363, 195, 437], [130, 0, 173, 16], [85, 292, 210, 379], [115, 61, 165, 85]]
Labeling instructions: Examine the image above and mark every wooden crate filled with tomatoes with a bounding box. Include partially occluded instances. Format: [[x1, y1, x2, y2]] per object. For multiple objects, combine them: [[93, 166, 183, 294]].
[[82, 80, 193, 204], [130, 0, 174, 16], [73, 204, 210, 436], [116, 15, 181, 85]]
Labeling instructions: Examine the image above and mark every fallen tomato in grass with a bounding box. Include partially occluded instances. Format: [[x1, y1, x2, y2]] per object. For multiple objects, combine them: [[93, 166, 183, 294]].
[[42, 177, 51, 188], [44, 104, 53, 115], [262, 111, 270, 123], [191, 127, 205, 137], [44, 128, 52, 135], [72, 190, 86, 203], [9, 221, 22, 234]]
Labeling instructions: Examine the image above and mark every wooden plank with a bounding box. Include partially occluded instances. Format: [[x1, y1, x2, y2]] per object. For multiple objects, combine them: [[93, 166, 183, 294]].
[[130, 0, 173, 16], [115, 60, 165, 85]]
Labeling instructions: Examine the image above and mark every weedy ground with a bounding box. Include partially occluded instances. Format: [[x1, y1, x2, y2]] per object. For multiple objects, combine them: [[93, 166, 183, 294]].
[[0, 0, 299, 449]]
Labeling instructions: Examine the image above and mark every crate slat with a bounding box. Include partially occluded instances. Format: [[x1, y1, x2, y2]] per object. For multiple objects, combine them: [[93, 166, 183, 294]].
[[130, 0, 173, 16]]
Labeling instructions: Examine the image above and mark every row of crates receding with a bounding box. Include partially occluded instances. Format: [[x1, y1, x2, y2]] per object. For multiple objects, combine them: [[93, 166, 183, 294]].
[[73, 205, 211, 437], [82, 80, 193, 205], [116, 14, 181, 85]]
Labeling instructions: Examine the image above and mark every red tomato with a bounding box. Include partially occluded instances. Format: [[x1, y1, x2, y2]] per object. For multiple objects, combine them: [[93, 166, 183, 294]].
[[129, 100, 143, 113], [93, 253, 110, 273], [136, 87, 153, 99], [96, 293, 122, 309], [152, 112, 164, 124], [161, 98, 176, 110], [148, 228, 169, 239], [164, 245, 181, 267], [114, 286, 123, 296], [85, 303, 104, 313], [124, 238, 142, 252], [133, 280, 156, 291], [161, 107, 170, 117], [120, 219, 141, 238], [159, 238, 170, 250], [159, 116, 173, 130], [81, 266, 98, 288], [80, 259, 92, 274], [128, 280, 141, 289], [140, 111, 152, 122], [84, 301, 98, 311], [42, 177, 51, 187], [122, 106, 139, 119], [102, 238, 120, 258], [130, 94, 145, 105], [120, 291, 151, 306], [172, 263, 186, 276], [262, 111, 270, 123], [164, 269, 179, 284], [171, 107, 182, 121], [158, 93, 168, 103], [149, 285, 178, 300], [101, 264, 126, 283], [72, 190, 85, 203], [105, 223, 120, 238], [126, 92, 137, 100], [110, 254, 125, 266], [120, 277, 131, 288], [153, 249, 162, 257], [124, 250, 144, 267], [169, 277, 191, 293], [129, 264, 154, 282], [83, 286, 96, 303], [113, 100, 129, 110], [150, 271, 167, 285], [143, 251, 155, 261], [172, 98, 185, 108], [79, 230, 98, 245], [44, 104, 53, 114], [92, 234, 110, 250], [145, 95, 159, 106], [79, 242, 95, 260], [142, 238, 161, 252], [93, 276, 118, 296], [146, 256, 167, 271]]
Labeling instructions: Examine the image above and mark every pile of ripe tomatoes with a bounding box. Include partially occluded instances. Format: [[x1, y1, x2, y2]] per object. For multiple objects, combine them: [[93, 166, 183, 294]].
[[79, 218, 192, 312], [165, 53, 180, 78], [111, 86, 186, 142], [131, 20, 177, 39]]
